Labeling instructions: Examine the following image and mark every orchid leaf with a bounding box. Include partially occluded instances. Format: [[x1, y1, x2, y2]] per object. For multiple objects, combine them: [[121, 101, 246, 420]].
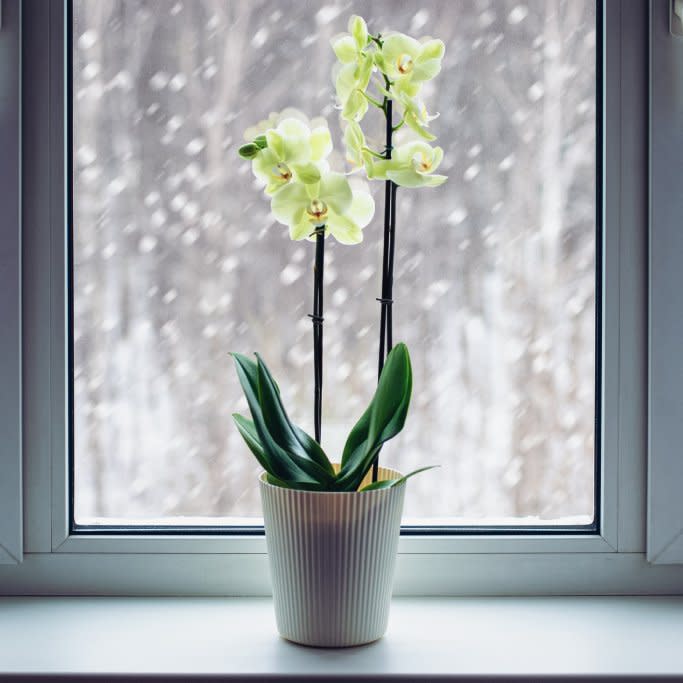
[[232, 414, 268, 470], [336, 343, 412, 491], [231, 353, 319, 485], [253, 355, 335, 485], [359, 466, 439, 491], [255, 353, 335, 480]]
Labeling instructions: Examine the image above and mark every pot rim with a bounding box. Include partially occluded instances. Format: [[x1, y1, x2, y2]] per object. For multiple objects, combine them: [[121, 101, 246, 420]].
[[258, 465, 405, 495]]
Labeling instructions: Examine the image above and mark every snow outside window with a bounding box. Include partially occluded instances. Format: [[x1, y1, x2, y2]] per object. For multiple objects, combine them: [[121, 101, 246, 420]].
[[71, 0, 598, 529]]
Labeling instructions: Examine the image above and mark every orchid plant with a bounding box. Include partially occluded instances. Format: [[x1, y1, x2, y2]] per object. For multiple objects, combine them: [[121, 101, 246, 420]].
[[233, 15, 446, 491]]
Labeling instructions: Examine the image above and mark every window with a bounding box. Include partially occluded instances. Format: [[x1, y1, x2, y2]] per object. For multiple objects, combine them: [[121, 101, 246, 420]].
[[71, 0, 597, 530], [2, 0, 683, 597]]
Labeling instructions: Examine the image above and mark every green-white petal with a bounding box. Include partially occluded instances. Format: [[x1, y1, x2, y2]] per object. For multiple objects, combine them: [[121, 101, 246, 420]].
[[276, 118, 310, 138], [420, 173, 448, 187], [382, 33, 422, 63], [304, 180, 320, 200], [344, 121, 365, 153], [373, 51, 386, 72], [394, 79, 421, 98], [361, 150, 379, 178], [386, 168, 447, 188], [271, 182, 309, 224], [319, 172, 353, 214], [403, 110, 437, 140], [310, 127, 332, 161], [396, 140, 435, 163], [332, 35, 357, 63], [365, 158, 394, 180], [289, 219, 311, 241], [431, 146, 444, 170], [327, 211, 363, 244], [347, 189, 375, 228], [291, 162, 321, 185], [342, 90, 368, 122], [386, 168, 427, 188], [335, 63, 357, 102], [277, 119, 312, 163], [417, 39, 445, 62], [411, 58, 442, 83], [265, 130, 285, 161], [343, 121, 365, 167], [355, 53, 373, 90], [349, 15, 368, 51], [251, 148, 279, 185]]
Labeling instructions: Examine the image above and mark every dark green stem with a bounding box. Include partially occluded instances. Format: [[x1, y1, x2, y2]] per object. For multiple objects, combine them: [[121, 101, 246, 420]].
[[309, 227, 325, 444], [372, 88, 398, 482]]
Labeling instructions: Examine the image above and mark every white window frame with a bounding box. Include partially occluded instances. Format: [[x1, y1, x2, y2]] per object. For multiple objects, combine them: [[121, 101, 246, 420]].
[[0, 0, 23, 566], [1, 0, 682, 595], [648, 0, 683, 565]]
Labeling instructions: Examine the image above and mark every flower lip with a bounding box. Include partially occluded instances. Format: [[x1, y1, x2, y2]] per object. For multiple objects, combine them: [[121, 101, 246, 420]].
[[397, 53, 415, 74], [272, 162, 292, 182], [413, 152, 432, 172], [307, 199, 329, 225]]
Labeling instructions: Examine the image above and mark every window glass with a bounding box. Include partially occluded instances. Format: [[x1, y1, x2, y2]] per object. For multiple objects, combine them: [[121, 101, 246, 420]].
[[72, 0, 597, 526]]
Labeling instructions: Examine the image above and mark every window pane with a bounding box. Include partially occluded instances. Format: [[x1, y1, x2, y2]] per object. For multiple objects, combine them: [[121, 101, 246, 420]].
[[72, 0, 597, 526]]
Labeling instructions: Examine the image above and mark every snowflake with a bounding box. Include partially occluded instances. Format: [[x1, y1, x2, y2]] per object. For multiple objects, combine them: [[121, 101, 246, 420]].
[[508, 5, 529, 25], [149, 72, 169, 91], [251, 28, 268, 49], [77, 30, 98, 50]]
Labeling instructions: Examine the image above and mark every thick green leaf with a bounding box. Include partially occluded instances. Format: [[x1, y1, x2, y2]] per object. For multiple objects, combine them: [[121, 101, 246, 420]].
[[232, 414, 332, 492], [231, 353, 317, 485], [292, 424, 336, 476], [336, 343, 413, 491], [340, 401, 372, 469], [359, 466, 438, 491], [232, 346, 417, 493], [255, 354, 335, 483], [265, 472, 327, 491], [234, 415, 329, 492], [368, 343, 412, 445], [232, 414, 270, 471]]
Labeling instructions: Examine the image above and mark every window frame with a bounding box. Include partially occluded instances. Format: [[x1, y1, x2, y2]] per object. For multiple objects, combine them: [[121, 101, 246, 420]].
[[648, 0, 683, 565], [0, 0, 23, 566], [2, 0, 682, 595]]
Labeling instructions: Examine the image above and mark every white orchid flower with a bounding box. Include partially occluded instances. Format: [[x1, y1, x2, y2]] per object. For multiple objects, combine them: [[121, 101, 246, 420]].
[[243, 118, 333, 195], [366, 141, 447, 188], [377, 33, 445, 97], [271, 171, 374, 244]]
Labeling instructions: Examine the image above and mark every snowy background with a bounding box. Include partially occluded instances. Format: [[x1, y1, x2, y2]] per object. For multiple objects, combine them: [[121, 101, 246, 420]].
[[72, 0, 597, 524]]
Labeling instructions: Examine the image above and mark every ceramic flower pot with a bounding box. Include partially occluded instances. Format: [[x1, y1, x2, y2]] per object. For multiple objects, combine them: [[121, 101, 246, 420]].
[[259, 466, 405, 648]]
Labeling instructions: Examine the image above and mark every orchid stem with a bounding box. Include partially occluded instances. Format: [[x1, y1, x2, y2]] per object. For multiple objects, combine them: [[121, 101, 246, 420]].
[[372, 93, 398, 482], [310, 227, 325, 444]]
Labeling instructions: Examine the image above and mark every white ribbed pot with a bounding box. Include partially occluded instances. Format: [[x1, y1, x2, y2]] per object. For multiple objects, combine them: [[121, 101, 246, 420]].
[[259, 466, 405, 648]]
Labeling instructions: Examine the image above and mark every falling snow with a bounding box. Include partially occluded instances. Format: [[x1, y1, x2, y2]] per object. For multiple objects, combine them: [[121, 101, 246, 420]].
[[72, 0, 597, 525]]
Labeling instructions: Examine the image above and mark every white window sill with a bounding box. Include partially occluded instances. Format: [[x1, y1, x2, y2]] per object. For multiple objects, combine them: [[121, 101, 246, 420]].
[[1, 597, 682, 679]]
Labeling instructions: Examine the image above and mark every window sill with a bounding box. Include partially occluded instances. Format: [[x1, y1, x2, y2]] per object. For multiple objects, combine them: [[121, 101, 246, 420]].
[[1, 596, 682, 680]]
